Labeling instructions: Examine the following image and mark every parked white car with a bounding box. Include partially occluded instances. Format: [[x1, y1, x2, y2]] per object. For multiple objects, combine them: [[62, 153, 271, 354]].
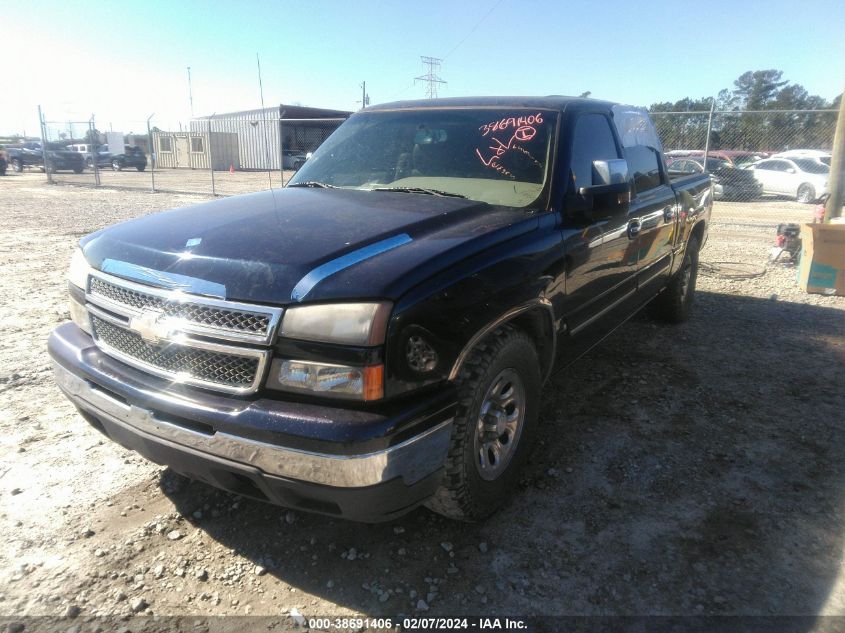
[[746, 157, 829, 203], [770, 149, 831, 166]]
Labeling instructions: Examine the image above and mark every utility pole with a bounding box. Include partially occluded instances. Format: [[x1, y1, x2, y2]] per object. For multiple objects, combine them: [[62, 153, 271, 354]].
[[187, 66, 194, 119], [414, 56, 446, 99], [360, 81, 370, 109], [824, 86, 845, 221]]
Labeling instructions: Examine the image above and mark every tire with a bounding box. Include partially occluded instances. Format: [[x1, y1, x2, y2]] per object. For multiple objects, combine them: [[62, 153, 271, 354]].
[[73, 166, 83, 174], [425, 325, 541, 521], [85, 158, 93, 169], [112, 159, 122, 171], [11, 159, 23, 173], [136, 165, 145, 172], [649, 235, 700, 324], [796, 183, 815, 204]]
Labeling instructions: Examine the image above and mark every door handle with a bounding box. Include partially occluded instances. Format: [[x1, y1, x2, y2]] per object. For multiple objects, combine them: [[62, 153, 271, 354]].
[[627, 219, 642, 239], [663, 206, 676, 223]]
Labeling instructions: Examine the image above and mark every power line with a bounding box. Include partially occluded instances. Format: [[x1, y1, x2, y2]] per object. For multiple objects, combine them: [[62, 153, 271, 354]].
[[442, 0, 505, 60], [414, 56, 447, 99]]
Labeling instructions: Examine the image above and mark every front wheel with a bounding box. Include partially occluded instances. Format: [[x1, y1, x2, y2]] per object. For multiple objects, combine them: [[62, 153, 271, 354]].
[[112, 159, 122, 171], [796, 183, 815, 204], [425, 326, 541, 521], [11, 159, 23, 173], [136, 165, 146, 172], [649, 235, 700, 323]]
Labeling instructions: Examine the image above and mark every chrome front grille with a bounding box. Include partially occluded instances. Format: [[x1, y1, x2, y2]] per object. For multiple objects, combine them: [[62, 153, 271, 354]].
[[91, 316, 260, 390], [89, 276, 276, 341], [84, 270, 281, 395]]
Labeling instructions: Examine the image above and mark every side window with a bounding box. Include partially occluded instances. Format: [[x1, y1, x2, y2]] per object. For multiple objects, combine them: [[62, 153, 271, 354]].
[[191, 137, 204, 153], [758, 160, 784, 172], [159, 137, 172, 153], [624, 145, 662, 194], [569, 114, 620, 191]]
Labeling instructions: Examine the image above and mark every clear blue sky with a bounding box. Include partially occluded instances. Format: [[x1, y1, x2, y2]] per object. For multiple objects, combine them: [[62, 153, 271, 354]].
[[2, 0, 843, 135]]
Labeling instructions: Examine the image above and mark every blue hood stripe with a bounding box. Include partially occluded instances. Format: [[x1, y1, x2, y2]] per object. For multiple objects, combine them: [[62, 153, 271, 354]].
[[291, 233, 412, 302], [100, 259, 227, 298]]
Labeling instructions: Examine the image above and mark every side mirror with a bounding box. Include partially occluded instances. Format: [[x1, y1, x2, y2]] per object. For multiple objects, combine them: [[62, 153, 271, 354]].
[[577, 158, 630, 197], [593, 158, 629, 186], [786, 168, 796, 174], [567, 159, 631, 223], [578, 159, 631, 220]]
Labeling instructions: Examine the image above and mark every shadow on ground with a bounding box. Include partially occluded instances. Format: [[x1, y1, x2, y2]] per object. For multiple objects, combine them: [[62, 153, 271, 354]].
[[163, 291, 845, 620]]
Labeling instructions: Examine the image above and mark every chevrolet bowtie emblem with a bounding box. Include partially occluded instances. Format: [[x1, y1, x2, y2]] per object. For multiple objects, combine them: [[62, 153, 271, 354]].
[[129, 311, 174, 345]]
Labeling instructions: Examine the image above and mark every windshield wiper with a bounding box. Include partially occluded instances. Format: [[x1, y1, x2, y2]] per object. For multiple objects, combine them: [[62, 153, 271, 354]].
[[287, 181, 337, 189], [371, 187, 467, 199]]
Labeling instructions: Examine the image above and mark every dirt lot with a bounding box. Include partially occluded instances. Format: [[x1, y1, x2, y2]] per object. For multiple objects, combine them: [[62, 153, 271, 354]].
[[1, 172, 844, 628]]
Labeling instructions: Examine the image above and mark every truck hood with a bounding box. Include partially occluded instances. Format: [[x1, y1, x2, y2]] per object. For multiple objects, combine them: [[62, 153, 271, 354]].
[[80, 188, 539, 305]]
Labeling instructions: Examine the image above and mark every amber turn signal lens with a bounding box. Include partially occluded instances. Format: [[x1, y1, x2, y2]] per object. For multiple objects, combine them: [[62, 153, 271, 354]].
[[363, 364, 384, 401]]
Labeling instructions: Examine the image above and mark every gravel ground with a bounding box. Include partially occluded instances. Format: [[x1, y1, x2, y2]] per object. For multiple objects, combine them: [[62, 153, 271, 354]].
[[1, 172, 844, 627]]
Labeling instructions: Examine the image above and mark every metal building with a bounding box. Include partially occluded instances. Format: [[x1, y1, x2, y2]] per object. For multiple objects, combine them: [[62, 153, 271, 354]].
[[190, 104, 350, 171]]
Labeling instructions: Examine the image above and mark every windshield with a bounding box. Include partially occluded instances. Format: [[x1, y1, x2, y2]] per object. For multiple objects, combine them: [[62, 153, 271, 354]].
[[288, 108, 558, 208], [793, 159, 829, 174]]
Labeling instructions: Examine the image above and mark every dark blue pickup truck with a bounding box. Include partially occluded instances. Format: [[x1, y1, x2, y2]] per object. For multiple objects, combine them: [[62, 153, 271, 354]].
[[7, 141, 84, 173], [50, 96, 711, 521]]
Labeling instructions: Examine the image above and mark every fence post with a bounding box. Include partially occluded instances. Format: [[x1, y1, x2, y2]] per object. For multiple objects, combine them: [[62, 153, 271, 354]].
[[825, 86, 845, 221], [279, 109, 286, 187], [90, 116, 101, 186], [147, 114, 156, 193], [38, 105, 53, 185], [702, 99, 715, 168], [208, 116, 216, 196]]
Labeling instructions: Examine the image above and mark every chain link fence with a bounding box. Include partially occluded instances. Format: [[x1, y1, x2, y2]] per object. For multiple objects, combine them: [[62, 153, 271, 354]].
[[11, 108, 347, 197], [653, 109, 837, 202], [10, 106, 838, 204]]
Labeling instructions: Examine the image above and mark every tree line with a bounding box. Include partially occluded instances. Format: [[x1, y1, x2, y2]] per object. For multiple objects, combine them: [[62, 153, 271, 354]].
[[649, 70, 841, 152]]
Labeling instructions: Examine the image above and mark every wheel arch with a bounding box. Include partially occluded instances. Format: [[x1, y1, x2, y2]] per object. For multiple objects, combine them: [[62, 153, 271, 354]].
[[448, 300, 556, 384], [689, 218, 706, 248]]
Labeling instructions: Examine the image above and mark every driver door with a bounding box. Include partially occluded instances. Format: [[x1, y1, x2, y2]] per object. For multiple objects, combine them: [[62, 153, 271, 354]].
[[560, 112, 637, 337]]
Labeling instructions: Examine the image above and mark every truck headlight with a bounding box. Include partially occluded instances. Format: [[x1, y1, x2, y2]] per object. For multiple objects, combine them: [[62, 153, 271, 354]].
[[68, 247, 92, 290], [270, 359, 384, 401], [67, 248, 93, 334], [280, 302, 391, 346], [68, 298, 92, 335]]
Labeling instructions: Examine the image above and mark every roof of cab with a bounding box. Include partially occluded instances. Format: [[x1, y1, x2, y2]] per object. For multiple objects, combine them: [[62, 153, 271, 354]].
[[365, 95, 618, 112]]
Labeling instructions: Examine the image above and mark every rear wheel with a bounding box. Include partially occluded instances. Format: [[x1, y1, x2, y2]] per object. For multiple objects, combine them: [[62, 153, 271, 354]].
[[796, 183, 815, 204], [649, 235, 700, 323], [136, 165, 145, 172], [425, 326, 541, 521], [12, 159, 23, 173], [112, 159, 122, 171], [73, 166, 83, 174]]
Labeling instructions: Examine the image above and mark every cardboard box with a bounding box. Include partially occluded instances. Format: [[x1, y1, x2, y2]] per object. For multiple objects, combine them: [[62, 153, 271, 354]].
[[798, 223, 845, 296]]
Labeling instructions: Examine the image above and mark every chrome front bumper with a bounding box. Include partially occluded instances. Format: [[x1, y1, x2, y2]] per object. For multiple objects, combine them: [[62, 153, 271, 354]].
[[53, 361, 453, 489]]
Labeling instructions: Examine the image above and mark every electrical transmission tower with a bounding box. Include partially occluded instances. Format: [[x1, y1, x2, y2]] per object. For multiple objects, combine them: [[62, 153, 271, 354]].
[[414, 56, 446, 99]]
